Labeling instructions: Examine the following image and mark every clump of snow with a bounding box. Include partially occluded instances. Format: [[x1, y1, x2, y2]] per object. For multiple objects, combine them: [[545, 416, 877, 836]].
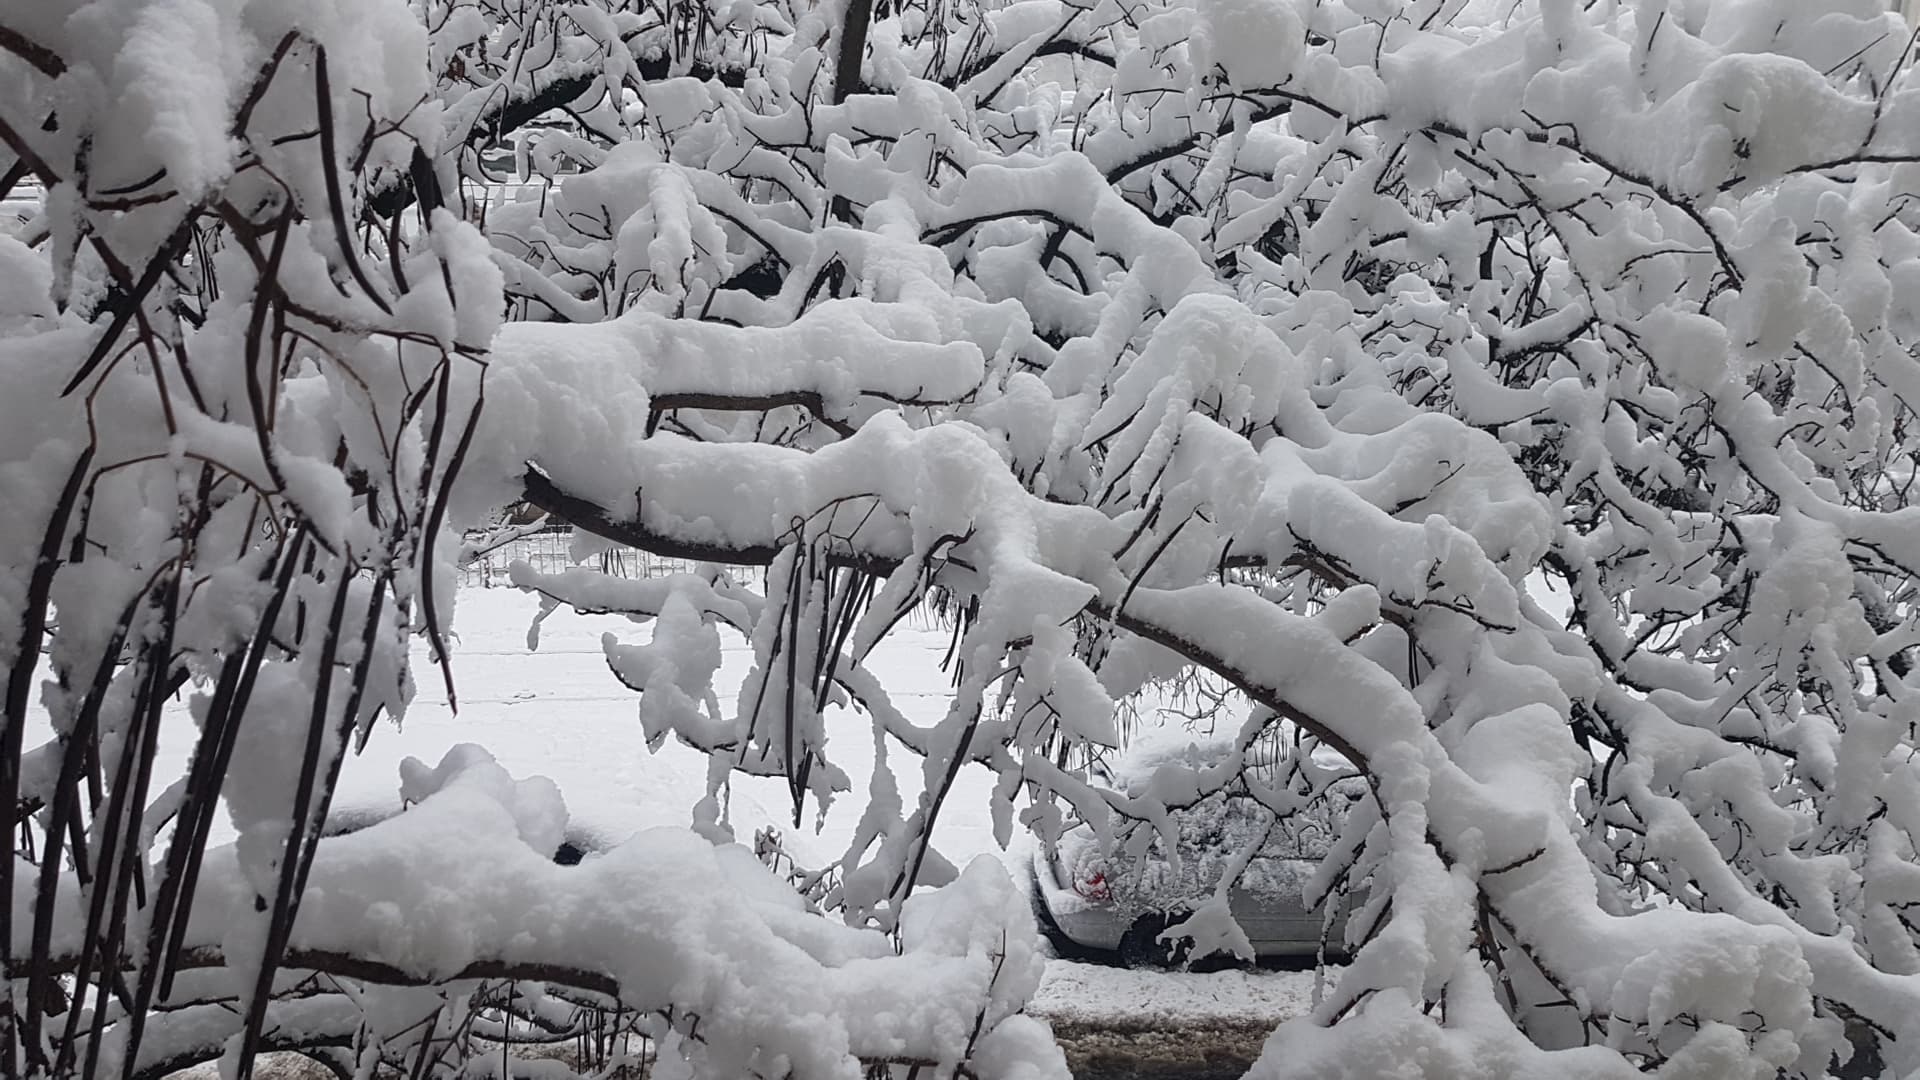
[[1192, 0, 1305, 92], [169, 747, 1069, 1079]]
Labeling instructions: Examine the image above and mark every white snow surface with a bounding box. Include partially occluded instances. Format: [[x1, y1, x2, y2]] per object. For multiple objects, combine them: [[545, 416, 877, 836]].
[[1029, 959, 1319, 1029]]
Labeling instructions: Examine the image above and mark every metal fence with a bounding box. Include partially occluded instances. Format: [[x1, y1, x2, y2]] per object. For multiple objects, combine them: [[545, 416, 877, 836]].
[[460, 526, 708, 588]]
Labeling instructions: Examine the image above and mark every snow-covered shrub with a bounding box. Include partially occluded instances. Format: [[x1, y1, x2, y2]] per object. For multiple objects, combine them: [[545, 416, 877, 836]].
[[8, 0, 1920, 1077]]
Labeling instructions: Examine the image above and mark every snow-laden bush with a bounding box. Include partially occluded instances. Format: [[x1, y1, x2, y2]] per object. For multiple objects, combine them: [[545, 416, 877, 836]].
[[6, 0, 1920, 1076]]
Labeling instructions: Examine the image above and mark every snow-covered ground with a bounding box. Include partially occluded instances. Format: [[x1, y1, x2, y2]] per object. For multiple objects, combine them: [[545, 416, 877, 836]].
[[391, 585, 1004, 863]]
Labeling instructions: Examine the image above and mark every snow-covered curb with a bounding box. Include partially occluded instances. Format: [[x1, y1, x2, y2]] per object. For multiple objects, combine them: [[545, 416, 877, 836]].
[[1028, 959, 1321, 1030]]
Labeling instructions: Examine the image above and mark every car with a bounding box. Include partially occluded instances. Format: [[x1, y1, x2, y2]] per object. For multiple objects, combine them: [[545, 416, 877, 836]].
[[1029, 733, 1365, 968]]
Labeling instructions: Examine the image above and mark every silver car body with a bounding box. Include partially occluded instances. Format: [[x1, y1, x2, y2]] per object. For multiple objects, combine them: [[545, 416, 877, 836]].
[[1030, 842, 1343, 957], [1029, 736, 1362, 961]]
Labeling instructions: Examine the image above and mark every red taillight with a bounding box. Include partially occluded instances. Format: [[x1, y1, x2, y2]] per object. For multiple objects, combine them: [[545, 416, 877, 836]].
[[1074, 870, 1111, 902]]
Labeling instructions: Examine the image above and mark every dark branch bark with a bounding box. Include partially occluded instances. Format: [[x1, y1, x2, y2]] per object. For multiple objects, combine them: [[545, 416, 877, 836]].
[[949, 39, 1115, 87], [0, 26, 65, 78], [833, 0, 874, 103], [520, 465, 904, 577]]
